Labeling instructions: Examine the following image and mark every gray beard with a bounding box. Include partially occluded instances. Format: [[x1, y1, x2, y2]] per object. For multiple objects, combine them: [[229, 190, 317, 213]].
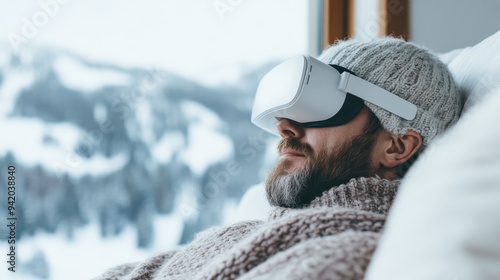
[[266, 163, 311, 208], [265, 132, 376, 208]]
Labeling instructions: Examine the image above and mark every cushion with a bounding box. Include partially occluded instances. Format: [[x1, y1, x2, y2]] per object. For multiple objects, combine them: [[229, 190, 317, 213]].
[[233, 183, 271, 222], [365, 69, 500, 278], [440, 30, 500, 112]]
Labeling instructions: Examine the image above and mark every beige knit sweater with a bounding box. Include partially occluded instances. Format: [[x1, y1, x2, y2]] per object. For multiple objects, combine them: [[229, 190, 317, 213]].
[[94, 177, 399, 280]]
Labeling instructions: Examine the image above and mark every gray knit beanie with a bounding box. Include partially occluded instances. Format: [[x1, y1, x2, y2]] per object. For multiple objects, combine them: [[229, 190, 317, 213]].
[[319, 37, 463, 146]]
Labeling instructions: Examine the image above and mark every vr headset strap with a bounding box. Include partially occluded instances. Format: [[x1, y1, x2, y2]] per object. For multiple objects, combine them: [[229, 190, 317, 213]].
[[338, 72, 417, 121]]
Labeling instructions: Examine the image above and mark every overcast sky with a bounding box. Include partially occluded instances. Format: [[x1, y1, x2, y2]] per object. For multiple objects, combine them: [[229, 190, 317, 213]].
[[0, 0, 309, 85]]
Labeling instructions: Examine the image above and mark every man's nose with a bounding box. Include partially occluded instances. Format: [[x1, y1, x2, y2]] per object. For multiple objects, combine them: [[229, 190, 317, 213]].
[[276, 118, 305, 139]]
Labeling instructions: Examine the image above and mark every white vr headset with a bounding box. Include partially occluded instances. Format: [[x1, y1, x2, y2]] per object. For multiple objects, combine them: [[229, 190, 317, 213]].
[[251, 55, 417, 136]]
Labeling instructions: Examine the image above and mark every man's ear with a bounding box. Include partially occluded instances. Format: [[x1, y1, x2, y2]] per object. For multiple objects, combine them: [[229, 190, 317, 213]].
[[379, 129, 423, 169]]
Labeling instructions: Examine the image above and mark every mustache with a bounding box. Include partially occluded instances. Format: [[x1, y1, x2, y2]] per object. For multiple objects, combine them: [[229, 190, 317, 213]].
[[278, 138, 313, 157]]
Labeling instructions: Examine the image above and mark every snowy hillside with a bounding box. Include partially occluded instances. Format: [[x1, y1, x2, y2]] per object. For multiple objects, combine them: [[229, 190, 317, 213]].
[[0, 44, 279, 279]]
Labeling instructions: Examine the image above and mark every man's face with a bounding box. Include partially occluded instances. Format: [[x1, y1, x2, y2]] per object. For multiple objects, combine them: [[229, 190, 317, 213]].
[[266, 107, 381, 208]]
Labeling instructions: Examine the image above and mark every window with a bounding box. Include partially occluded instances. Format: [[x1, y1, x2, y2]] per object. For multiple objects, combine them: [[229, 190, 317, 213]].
[[0, 1, 310, 279]]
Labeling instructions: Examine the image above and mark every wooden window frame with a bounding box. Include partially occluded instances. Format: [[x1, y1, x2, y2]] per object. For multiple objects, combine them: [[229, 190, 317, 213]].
[[378, 0, 410, 40], [320, 0, 411, 49], [322, 0, 354, 49]]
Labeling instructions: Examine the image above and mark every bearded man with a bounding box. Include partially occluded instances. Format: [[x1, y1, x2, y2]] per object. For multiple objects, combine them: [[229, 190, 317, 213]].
[[94, 37, 463, 280]]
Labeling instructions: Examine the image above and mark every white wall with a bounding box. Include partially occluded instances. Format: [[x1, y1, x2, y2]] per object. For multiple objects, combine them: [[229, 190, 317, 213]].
[[354, 0, 380, 41], [352, 0, 500, 52], [411, 0, 500, 52]]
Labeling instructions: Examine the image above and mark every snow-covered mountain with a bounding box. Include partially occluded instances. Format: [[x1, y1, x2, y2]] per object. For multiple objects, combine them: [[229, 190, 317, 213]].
[[0, 44, 279, 257]]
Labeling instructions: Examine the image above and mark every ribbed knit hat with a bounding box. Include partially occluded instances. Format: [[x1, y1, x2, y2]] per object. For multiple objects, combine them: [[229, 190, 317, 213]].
[[319, 37, 463, 146]]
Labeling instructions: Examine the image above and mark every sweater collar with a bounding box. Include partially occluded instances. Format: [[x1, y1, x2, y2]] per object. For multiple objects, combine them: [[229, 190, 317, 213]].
[[269, 176, 400, 221]]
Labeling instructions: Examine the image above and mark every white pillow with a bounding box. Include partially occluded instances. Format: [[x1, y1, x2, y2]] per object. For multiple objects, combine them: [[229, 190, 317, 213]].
[[440, 30, 500, 112], [365, 80, 500, 278], [232, 183, 271, 222]]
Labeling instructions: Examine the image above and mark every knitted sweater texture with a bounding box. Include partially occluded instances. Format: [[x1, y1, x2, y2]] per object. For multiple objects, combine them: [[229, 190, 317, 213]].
[[94, 177, 399, 280]]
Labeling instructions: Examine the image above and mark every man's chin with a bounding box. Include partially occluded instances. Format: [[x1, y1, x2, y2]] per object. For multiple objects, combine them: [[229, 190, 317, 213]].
[[265, 161, 313, 208]]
